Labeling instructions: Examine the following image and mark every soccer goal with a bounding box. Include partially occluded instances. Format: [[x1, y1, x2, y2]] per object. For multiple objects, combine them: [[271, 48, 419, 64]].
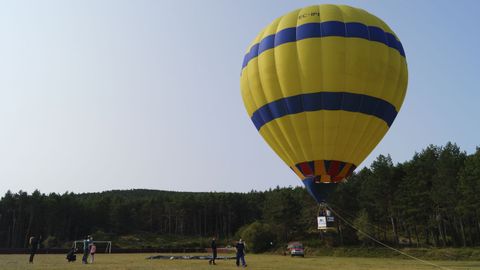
[[73, 240, 112, 253]]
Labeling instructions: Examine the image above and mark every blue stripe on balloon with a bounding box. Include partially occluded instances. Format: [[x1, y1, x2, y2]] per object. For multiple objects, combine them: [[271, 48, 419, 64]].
[[251, 92, 398, 131], [242, 21, 405, 70], [259, 35, 275, 55], [322, 21, 346, 37], [274, 27, 297, 47]]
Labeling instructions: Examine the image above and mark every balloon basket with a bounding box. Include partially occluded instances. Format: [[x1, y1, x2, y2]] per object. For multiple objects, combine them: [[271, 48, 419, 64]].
[[317, 203, 336, 231]]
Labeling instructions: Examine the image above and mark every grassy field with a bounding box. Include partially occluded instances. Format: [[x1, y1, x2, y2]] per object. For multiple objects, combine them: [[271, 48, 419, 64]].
[[1, 253, 480, 270]]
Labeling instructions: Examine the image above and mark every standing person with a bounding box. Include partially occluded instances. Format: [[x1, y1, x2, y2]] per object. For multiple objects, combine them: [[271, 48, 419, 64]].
[[89, 243, 96, 263], [28, 235, 39, 263], [208, 237, 217, 265], [235, 238, 247, 267], [82, 235, 91, 264]]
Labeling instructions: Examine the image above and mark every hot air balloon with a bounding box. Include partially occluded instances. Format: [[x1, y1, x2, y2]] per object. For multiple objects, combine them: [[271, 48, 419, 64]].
[[240, 5, 408, 210]]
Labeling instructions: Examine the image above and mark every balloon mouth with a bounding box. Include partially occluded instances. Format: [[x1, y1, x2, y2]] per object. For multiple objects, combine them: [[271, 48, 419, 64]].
[[302, 177, 338, 204], [290, 160, 356, 183]]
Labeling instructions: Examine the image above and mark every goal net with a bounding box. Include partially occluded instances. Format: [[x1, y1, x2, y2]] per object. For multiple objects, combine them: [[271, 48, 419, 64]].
[[73, 240, 112, 253]]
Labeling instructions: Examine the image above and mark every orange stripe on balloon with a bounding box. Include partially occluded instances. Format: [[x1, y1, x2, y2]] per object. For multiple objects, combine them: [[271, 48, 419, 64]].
[[320, 175, 332, 183], [338, 163, 353, 179], [314, 160, 327, 176]]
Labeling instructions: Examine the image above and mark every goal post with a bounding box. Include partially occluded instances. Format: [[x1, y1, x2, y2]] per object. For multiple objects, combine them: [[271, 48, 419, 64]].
[[73, 240, 112, 253]]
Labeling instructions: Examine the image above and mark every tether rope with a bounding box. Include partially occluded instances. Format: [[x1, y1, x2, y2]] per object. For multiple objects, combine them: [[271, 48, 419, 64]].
[[326, 205, 451, 270], [326, 202, 390, 234]]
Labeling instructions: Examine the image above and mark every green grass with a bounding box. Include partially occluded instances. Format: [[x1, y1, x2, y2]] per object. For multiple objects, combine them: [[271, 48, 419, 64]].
[[302, 247, 480, 261], [1, 253, 480, 270]]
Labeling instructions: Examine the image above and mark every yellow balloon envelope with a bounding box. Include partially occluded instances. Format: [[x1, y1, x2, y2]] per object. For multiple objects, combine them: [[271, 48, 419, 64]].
[[240, 5, 408, 202]]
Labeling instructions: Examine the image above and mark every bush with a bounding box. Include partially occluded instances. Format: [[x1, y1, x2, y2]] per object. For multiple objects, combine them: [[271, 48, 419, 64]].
[[43, 235, 59, 248], [237, 221, 278, 253]]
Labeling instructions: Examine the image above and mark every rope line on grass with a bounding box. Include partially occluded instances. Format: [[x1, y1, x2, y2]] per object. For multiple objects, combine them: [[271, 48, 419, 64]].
[[326, 205, 452, 270]]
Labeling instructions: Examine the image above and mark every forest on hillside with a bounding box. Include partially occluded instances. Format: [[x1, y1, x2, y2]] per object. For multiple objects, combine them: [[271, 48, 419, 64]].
[[0, 142, 479, 252]]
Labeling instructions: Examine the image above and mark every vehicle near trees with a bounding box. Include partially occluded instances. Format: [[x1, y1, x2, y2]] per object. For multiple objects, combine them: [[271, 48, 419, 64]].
[[286, 242, 304, 257]]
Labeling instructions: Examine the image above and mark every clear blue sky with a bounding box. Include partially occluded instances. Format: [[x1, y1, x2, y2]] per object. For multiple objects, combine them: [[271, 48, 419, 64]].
[[0, 0, 479, 194]]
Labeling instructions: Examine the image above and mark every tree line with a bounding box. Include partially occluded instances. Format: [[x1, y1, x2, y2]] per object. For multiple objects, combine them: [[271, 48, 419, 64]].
[[332, 142, 480, 248], [0, 142, 479, 250]]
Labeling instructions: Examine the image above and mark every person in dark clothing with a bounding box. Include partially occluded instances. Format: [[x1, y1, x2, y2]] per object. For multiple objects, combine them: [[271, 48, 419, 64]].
[[66, 247, 77, 262], [28, 235, 39, 263], [208, 237, 217, 265], [82, 235, 92, 264], [235, 238, 247, 267]]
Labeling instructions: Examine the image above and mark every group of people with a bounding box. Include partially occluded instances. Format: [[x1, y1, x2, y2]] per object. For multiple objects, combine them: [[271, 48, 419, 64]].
[[65, 235, 97, 264], [81, 235, 96, 264], [208, 237, 247, 267], [28, 234, 96, 264], [29, 234, 245, 266]]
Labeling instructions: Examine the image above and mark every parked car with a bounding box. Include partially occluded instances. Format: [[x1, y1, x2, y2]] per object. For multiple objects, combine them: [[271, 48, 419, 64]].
[[286, 242, 304, 257]]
